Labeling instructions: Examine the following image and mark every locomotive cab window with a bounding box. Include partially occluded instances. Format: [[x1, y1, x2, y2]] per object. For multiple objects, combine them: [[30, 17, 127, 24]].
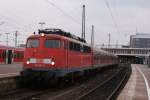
[[45, 39, 61, 48], [27, 39, 39, 48]]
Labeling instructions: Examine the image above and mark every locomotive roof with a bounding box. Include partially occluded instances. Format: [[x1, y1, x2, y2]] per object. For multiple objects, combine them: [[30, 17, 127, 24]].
[[38, 28, 86, 43], [28, 33, 91, 47]]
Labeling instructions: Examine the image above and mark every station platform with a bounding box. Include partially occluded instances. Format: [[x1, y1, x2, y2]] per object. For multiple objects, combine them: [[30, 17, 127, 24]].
[[117, 64, 150, 100], [0, 63, 22, 77]]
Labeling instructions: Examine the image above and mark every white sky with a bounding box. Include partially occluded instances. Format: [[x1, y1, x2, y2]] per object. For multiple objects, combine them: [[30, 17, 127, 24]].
[[0, 0, 150, 47]]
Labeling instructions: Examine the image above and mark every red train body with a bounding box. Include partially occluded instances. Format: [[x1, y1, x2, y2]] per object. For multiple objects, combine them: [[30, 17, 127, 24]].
[[21, 29, 118, 81], [0, 45, 24, 64], [13, 48, 24, 62]]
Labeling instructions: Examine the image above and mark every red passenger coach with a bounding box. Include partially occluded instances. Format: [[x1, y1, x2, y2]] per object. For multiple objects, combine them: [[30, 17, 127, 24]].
[[14, 48, 25, 62], [21, 29, 118, 83], [0, 45, 24, 64], [0, 46, 7, 64]]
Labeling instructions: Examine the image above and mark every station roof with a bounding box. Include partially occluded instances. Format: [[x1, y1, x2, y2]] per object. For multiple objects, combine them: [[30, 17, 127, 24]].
[[131, 33, 150, 39]]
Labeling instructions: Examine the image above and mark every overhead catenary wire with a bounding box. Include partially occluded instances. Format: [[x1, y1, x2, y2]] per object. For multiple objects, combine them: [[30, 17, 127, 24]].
[[0, 5, 37, 46], [0, 27, 31, 44], [0, 14, 33, 32], [0, 0, 94, 46], [44, 0, 81, 25], [0, 13, 35, 42], [104, 0, 119, 33], [0, 29, 27, 46], [43, 0, 93, 42]]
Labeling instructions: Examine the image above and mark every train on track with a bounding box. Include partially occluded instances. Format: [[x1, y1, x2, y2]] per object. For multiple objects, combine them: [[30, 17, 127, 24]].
[[0, 45, 24, 64], [21, 28, 118, 83]]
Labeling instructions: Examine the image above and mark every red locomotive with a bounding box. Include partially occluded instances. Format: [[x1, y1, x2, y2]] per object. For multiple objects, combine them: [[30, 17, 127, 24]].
[[0, 45, 24, 64], [21, 29, 118, 83]]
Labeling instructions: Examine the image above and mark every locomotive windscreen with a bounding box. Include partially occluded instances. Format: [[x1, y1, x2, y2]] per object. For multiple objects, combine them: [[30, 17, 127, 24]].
[[27, 39, 39, 48]]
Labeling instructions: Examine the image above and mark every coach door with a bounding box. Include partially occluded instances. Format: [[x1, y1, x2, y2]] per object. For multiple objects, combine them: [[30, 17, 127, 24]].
[[6, 50, 13, 64]]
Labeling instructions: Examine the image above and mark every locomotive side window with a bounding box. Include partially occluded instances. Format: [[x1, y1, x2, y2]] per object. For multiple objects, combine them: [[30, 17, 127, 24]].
[[69, 42, 81, 52], [45, 39, 60, 48], [27, 39, 39, 48], [69, 42, 73, 50], [83, 45, 91, 53]]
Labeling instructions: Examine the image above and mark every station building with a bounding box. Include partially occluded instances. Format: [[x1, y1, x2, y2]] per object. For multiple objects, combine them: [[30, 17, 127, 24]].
[[102, 47, 150, 64], [101, 33, 150, 65], [130, 33, 150, 48]]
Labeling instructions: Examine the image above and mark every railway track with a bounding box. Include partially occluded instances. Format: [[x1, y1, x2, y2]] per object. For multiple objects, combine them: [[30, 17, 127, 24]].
[[0, 88, 46, 100], [106, 65, 131, 100], [77, 65, 131, 100], [0, 65, 131, 100], [32, 66, 126, 100]]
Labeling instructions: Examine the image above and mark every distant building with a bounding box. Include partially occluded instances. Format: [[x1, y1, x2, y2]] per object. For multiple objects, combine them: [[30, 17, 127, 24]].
[[130, 33, 150, 48], [122, 45, 130, 48], [19, 44, 26, 48]]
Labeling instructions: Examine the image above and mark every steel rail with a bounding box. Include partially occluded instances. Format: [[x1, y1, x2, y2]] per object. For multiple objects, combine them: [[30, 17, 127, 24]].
[[106, 68, 130, 100], [76, 67, 125, 100]]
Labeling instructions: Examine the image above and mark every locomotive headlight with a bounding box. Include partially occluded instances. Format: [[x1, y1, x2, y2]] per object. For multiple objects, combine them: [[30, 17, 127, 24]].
[[41, 33, 45, 36], [26, 61, 30, 64], [51, 57, 55, 66], [51, 61, 55, 66]]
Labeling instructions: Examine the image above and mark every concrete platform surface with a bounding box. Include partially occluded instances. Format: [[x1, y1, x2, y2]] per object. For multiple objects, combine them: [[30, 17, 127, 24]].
[[0, 63, 22, 77], [117, 64, 150, 100]]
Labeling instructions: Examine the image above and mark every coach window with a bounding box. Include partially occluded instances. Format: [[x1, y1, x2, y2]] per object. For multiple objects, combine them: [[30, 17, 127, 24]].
[[2, 51, 6, 59], [0, 51, 1, 58], [16, 52, 20, 58], [45, 39, 60, 48], [27, 39, 39, 48], [14, 53, 17, 58]]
